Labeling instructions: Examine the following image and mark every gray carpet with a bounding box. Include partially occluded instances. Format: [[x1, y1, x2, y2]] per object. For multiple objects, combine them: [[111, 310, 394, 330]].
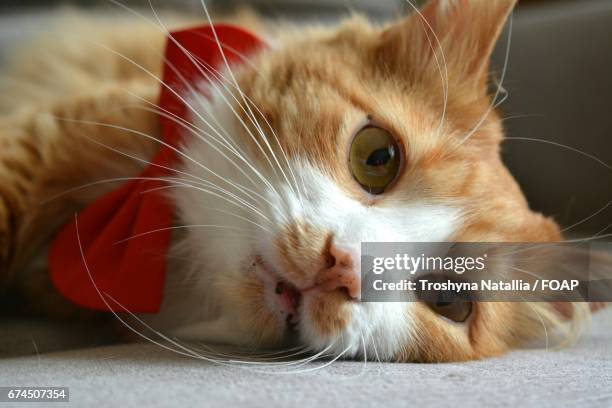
[[1, 307, 611, 407]]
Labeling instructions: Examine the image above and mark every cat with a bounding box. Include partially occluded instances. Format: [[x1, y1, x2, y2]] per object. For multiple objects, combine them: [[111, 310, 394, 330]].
[[0, 0, 607, 362]]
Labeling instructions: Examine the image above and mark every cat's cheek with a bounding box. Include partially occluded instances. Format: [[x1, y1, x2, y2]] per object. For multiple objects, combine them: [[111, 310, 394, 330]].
[[217, 273, 288, 348], [300, 290, 353, 341]]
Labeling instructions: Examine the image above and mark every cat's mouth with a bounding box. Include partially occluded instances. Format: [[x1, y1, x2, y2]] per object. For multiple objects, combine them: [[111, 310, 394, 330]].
[[253, 256, 303, 330], [274, 281, 302, 329]]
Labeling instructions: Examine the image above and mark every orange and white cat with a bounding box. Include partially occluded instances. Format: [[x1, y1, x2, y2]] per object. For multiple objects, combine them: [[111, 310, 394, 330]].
[[0, 0, 606, 362]]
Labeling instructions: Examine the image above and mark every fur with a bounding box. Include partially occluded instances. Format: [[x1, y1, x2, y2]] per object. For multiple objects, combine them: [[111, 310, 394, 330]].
[[0, 1, 606, 362]]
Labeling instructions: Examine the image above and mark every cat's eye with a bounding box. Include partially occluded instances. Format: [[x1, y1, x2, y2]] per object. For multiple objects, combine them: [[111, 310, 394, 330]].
[[349, 126, 402, 195], [425, 299, 472, 323], [416, 274, 473, 323]]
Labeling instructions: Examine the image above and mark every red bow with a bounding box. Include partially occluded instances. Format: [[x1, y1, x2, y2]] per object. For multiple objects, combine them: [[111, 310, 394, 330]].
[[48, 25, 265, 313]]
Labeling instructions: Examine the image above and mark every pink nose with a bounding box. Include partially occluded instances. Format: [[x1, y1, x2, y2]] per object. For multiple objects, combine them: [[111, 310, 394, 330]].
[[315, 245, 360, 300]]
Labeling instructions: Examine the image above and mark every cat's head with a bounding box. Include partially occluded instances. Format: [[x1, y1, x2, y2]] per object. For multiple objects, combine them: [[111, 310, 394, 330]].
[[172, 0, 588, 362]]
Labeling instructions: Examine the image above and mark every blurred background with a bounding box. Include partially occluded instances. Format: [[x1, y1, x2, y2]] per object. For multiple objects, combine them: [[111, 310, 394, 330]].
[[0, 0, 591, 16], [0, 0, 610, 236], [0, 0, 590, 18]]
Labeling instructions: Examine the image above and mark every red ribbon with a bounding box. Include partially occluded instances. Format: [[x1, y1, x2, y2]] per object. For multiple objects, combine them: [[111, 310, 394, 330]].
[[48, 25, 265, 313]]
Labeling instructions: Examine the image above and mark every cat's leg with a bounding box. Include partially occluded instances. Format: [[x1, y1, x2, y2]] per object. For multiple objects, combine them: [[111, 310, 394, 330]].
[[0, 121, 41, 282], [0, 14, 180, 316], [0, 81, 161, 316]]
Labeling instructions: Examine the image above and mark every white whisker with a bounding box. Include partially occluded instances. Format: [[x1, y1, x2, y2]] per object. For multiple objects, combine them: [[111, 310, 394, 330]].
[[41, 176, 197, 205], [114, 224, 260, 245], [136, 2, 289, 203], [455, 12, 514, 148], [196, 0, 303, 203], [115, 99, 289, 220], [52, 117, 274, 220], [560, 201, 612, 233], [100, 1, 291, 216], [405, 0, 449, 134], [504, 136, 612, 173]]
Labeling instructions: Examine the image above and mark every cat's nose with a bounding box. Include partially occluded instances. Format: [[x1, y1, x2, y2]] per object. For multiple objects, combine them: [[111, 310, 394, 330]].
[[315, 245, 361, 300]]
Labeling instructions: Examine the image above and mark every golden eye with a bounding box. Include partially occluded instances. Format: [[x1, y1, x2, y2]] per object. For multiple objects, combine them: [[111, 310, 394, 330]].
[[416, 274, 473, 323], [349, 126, 402, 195], [425, 299, 472, 323]]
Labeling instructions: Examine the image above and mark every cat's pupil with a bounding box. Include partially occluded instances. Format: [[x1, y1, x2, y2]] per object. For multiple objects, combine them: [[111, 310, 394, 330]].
[[366, 146, 394, 166], [348, 125, 402, 194]]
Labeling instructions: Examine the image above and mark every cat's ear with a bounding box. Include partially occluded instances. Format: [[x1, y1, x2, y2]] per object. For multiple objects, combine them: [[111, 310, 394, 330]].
[[378, 0, 517, 92]]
